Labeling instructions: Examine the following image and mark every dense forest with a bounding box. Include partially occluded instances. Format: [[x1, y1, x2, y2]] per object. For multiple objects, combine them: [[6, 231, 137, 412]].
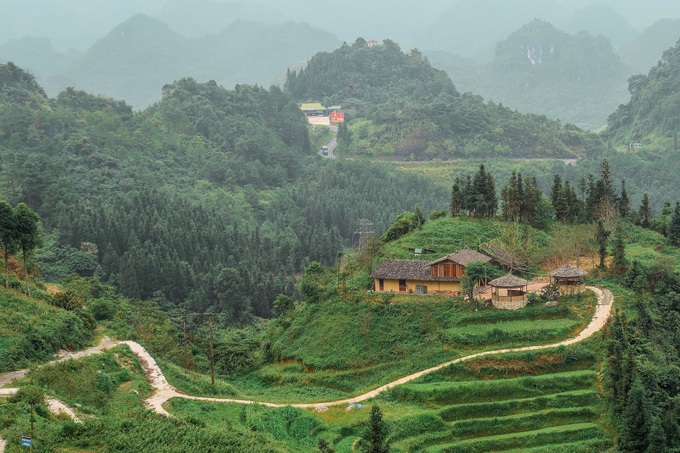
[[0, 62, 449, 323], [286, 38, 604, 159], [605, 37, 680, 149]]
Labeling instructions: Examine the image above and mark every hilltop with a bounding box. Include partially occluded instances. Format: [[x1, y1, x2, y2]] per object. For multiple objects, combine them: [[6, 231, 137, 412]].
[[0, 15, 341, 108], [448, 20, 630, 130], [287, 38, 603, 159]]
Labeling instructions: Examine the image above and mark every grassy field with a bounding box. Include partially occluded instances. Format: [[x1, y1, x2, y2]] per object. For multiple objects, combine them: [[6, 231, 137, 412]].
[[178, 290, 598, 403], [0, 345, 287, 452], [0, 288, 94, 372], [159, 338, 611, 452]]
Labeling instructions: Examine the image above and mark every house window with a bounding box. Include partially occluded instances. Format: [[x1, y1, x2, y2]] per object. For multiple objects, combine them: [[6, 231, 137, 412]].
[[379, 279, 384, 291], [399, 279, 407, 292]]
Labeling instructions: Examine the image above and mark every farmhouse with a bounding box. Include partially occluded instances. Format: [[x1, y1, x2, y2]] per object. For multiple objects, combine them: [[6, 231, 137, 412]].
[[370, 248, 491, 294]]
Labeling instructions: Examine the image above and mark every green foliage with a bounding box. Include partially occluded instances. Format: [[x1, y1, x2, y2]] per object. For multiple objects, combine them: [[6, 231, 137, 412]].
[[0, 288, 93, 372], [380, 212, 419, 242], [360, 405, 389, 453], [286, 39, 600, 160], [606, 37, 680, 147]]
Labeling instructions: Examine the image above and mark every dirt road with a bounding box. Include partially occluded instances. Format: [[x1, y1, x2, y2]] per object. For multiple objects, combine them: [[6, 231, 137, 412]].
[[0, 287, 613, 418]]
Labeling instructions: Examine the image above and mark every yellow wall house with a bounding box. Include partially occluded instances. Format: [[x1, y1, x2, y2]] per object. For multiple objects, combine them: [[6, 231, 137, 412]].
[[370, 248, 491, 295]]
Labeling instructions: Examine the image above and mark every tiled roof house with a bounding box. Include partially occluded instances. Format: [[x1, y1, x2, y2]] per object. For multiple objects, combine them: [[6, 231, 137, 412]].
[[370, 248, 491, 294]]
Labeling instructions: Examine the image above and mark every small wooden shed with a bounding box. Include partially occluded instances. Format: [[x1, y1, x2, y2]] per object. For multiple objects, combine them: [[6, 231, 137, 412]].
[[489, 273, 530, 310], [549, 265, 587, 294]]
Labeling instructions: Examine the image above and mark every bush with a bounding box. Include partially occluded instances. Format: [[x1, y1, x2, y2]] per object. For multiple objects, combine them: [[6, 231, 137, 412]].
[[90, 297, 116, 320]]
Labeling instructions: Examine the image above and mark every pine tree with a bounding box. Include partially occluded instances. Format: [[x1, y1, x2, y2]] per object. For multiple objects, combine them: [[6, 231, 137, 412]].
[[596, 220, 609, 269], [600, 159, 617, 206], [450, 177, 465, 216], [618, 180, 630, 219], [669, 202, 680, 246], [638, 193, 653, 228], [522, 177, 542, 225], [414, 204, 425, 228], [13, 203, 42, 297], [471, 164, 496, 217], [611, 225, 627, 275], [646, 416, 667, 453], [0, 201, 17, 288], [363, 405, 389, 453], [653, 201, 672, 236], [617, 378, 652, 452]]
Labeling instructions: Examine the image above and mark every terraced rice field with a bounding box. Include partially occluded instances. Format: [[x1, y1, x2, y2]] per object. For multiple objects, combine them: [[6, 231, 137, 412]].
[[332, 345, 611, 453]]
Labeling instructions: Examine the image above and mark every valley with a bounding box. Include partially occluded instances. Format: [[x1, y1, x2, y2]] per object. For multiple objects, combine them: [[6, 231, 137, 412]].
[[3, 1, 680, 451]]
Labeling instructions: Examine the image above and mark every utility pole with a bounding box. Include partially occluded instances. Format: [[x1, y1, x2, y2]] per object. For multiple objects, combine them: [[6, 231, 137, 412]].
[[353, 218, 374, 250], [172, 313, 216, 384], [182, 313, 188, 377], [208, 315, 215, 386]]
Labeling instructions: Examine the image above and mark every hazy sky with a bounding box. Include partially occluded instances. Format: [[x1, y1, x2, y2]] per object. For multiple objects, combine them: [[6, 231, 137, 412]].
[[2, 0, 680, 51]]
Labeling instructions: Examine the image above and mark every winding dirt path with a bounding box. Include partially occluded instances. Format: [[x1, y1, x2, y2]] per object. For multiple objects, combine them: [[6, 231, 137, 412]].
[[0, 287, 613, 419], [143, 287, 613, 414]]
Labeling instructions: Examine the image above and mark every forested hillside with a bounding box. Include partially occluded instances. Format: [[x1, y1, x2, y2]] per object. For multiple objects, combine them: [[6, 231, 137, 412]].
[[286, 38, 604, 159], [606, 37, 680, 149], [0, 63, 449, 322]]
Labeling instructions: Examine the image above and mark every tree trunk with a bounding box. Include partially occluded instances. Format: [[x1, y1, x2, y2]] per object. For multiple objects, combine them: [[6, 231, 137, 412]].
[[3, 245, 8, 288]]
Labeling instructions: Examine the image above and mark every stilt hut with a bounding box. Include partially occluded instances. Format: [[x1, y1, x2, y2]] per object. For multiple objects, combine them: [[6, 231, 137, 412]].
[[549, 265, 587, 294], [489, 273, 530, 310]]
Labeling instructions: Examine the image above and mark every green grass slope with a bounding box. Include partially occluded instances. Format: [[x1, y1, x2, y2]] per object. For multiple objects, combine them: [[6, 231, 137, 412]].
[[0, 288, 93, 372]]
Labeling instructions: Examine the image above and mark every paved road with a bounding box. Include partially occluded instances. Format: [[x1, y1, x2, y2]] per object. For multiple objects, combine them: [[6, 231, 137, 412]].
[[319, 125, 338, 159], [0, 287, 613, 418]]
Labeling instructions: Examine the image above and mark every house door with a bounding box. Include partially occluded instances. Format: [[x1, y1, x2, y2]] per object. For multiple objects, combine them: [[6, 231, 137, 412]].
[[399, 279, 407, 292], [379, 279, 384, 291]]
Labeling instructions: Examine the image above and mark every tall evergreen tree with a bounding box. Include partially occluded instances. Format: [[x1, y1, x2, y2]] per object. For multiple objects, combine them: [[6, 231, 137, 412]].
[[450, 177, 465, 216], [363, 405, 389, 453], [654, 201, 672, 237], [471, 164, 496, 218], [669, 202, 680, 246], [13, 203, 42, 297], [617, 378, 652, 452], [596, 220, 609, 269], [618, 179, 630, 219], [0, 201, 17, 288], [638, 193, 653, 228], [611, 225, 627, 275]]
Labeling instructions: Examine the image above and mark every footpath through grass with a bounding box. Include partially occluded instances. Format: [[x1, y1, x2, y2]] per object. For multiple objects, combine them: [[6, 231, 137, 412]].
[[209, 291, 597, 403]]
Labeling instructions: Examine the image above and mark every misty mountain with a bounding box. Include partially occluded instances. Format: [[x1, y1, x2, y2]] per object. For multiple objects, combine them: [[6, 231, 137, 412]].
[[0, 37, 78, 78], [619, 19, 680, 75], [156, 0, 289, 37], [438, 20, 630, 130], [415, 0, 569, 60], [560, 4, 638, 49], [12, 14, 341, 109]]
